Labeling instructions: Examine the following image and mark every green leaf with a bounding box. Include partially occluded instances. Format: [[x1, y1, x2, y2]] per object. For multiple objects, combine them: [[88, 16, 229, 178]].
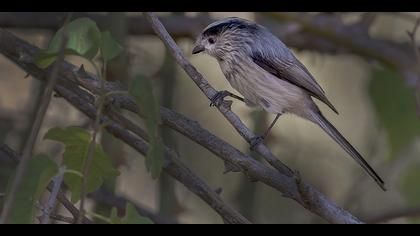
[[100, 31, 123, 62], [400, 163, 420, 206], [35, 17, 101, 68], [368, 68, 420, 158], [129, 75, 164, 179], [34, 51, 60, 69], [110, 203, 152, 224], [6, 154, 58, 224], [44, 127, 120, 203]]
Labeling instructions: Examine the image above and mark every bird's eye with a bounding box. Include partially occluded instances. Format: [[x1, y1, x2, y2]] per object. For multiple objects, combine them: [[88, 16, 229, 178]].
[[208, 37, 215, 44]]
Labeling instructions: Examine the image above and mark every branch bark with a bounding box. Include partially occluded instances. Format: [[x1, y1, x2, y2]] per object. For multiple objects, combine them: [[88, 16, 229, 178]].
[[0, 28, 250, 224], [143, 12, 362, 224], [40, 166, 66, 224], [0, 23, 362, 223]]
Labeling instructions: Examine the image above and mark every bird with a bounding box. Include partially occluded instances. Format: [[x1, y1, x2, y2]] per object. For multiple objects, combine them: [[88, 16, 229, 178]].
[[191, 17, 386, 191]]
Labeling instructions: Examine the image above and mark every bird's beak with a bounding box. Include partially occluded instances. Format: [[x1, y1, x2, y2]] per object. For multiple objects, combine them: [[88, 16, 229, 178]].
[[192, 45, 205, 54]]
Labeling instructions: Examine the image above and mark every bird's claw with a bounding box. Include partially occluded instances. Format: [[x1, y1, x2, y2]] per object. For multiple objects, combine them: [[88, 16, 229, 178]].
[[250, 135, 265, 150], [210, 91, 230, 107]]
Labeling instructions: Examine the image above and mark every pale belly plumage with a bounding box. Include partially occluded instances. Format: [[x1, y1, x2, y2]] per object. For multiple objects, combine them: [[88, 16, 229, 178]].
[[219, 58, 313, 118]]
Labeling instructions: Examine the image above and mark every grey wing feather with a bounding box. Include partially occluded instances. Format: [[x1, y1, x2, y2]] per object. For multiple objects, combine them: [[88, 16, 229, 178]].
[[250, 39, 338, 114]]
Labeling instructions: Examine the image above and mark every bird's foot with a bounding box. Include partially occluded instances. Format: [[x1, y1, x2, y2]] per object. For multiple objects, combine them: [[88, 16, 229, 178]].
[[210, 90, 231, 107], [250, 135, 265, 150]]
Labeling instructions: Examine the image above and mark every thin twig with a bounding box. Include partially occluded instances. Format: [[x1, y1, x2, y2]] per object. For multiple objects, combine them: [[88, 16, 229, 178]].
[[78, 25, 109, 224], [40, 166, 66, 224], [0, 13, 72, 224]]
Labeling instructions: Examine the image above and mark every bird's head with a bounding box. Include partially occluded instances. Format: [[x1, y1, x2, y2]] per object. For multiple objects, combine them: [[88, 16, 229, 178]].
[[192, 17, 260, 60]]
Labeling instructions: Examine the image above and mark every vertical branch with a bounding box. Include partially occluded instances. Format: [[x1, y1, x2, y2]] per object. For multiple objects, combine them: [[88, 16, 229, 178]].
[[0, 13, 71, 224], [158, 49, 182, 218], [95, 11, 128, 218], [77, 57, 107, 223], [40, 166, 66, 224]]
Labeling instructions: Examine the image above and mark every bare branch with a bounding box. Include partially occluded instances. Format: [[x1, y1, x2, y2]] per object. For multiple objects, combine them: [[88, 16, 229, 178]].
[[143, 12, 362, 224], [40, 166, 66, 224], [57, 84, 251, 224]]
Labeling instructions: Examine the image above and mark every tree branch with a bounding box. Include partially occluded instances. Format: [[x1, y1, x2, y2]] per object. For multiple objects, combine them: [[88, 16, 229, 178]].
[[0, 23, 362, 223], [143, 12, 362, 224], [40, 166, 66, 224], [0, 28, 250, 224]]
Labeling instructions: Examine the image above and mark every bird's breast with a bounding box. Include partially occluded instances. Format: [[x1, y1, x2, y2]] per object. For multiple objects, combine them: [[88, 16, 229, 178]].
[[219, 58, 312, 116]]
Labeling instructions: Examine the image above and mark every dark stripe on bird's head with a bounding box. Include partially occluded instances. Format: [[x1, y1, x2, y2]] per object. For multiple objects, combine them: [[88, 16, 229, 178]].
[[202, 18, 257, 37]]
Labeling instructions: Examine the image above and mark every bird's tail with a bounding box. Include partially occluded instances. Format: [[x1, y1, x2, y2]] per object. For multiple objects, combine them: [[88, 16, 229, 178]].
[[309, 110, 386, 191]]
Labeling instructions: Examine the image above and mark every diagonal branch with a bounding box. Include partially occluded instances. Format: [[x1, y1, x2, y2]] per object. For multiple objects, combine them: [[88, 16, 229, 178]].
[[143, 12, 362, 224], [0, 28, 250, 224], [40, 166, 66, 224], [54, 81, 251, 224]]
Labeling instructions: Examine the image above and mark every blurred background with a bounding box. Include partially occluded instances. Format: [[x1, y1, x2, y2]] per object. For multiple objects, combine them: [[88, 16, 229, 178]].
[[1, 12, 420, 224]]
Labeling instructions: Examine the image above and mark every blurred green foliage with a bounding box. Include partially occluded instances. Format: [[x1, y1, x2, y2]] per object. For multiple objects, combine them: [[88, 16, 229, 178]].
[[369, 68, 420, 158], [5, 154, 57, 223], [35, 17, 122, 69], [130, 75, 164, 179], [35, 17, 101, 68], [44, 127, 119, 203], [401, 163, 420, 206]]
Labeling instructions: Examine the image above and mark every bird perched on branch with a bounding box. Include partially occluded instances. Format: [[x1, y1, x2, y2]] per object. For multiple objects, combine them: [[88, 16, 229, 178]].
[[192, 17, 386, 191]]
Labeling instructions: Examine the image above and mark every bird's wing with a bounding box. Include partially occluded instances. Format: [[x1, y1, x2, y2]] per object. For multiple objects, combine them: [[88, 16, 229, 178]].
[[251, 51, 338, 114]]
